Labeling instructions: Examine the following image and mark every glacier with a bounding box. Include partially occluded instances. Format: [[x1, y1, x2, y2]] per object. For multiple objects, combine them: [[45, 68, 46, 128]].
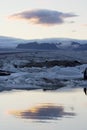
[[0, 50, 87, 92]]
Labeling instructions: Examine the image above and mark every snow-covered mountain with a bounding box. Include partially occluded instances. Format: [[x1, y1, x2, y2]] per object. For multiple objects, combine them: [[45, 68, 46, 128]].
[[0, 36, 87, 50], [17, 38, 87, 50]]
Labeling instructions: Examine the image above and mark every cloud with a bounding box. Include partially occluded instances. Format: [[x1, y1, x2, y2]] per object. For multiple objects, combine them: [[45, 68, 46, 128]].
[[9, 9, 78, 26], [9, 104, 76, 122]]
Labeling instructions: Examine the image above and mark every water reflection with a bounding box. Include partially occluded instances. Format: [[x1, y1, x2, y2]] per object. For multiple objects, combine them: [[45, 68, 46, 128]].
[[9, 103, 76, 122]]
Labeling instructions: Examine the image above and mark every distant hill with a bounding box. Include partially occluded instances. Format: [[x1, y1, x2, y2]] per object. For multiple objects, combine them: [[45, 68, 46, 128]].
[[17, 42, 58, 50], [0, 36, 87, 50], [17, 40, 87, 51]]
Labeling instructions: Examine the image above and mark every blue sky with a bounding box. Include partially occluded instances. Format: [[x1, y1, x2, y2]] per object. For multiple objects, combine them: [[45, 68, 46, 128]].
[[0, 0, 87, 39]]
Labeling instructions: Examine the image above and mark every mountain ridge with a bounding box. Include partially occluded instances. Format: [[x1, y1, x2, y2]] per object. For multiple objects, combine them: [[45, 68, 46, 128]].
[[0, 36, 87, 50]]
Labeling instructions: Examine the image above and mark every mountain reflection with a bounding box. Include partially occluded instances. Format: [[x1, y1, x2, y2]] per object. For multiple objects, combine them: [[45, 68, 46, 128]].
[[9, 103, 76, 122]]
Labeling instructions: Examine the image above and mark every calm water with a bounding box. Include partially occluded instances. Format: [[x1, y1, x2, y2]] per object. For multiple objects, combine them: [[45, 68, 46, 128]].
[[0, 87, 87, 130]]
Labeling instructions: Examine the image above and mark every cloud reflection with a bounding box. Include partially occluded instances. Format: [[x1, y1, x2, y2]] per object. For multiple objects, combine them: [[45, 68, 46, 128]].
[[9, 103, 76, 122]]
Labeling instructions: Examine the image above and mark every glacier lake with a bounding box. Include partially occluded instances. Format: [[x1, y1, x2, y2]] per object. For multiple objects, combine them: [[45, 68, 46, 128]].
[[0, 87, 87, 130], [0, 50, 87, 130]]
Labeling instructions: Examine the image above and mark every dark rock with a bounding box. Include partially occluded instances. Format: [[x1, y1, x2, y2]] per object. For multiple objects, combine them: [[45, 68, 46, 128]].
[[83, 88, 87, 95], [43, 60, 81, 67], [84, 68, 87, 80], [16, 60, 81, 68], [0, 70, 11, 76]]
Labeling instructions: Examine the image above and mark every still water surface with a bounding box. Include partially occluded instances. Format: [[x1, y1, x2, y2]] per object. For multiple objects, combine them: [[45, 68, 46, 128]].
[[0, 87, 87, 130]]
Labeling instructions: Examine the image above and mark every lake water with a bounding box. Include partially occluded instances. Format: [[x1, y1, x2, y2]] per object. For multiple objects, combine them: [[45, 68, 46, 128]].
[[0, 87, 87, 130]]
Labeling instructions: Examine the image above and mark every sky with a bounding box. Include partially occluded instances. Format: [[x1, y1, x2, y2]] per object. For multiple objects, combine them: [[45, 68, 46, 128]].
[[0, 0, 87, 40]]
